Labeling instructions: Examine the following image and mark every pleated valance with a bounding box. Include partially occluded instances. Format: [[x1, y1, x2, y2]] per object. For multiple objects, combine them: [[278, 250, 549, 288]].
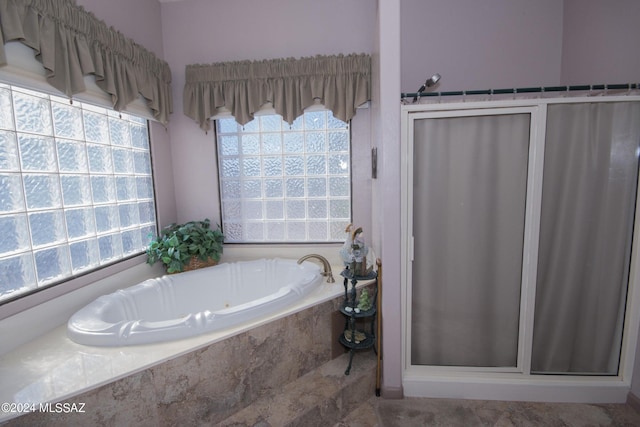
[[184, 53, 371, 131], [0, 0, 172, 124]]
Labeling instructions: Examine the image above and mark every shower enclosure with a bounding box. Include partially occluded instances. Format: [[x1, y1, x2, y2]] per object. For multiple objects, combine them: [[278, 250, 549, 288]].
[[401, 95, 640, 402]]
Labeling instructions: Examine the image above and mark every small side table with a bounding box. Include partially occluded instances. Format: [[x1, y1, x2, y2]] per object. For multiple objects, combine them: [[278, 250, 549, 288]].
[[339, 268, 378, 375]]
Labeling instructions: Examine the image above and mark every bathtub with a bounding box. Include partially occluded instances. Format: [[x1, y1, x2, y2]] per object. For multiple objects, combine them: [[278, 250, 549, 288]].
[[67, 258, 323, 346]]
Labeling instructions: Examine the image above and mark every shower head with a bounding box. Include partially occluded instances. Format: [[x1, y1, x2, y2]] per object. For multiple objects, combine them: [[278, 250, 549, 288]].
[[425, 73, 441, 88], [413, 73, 442, 102]]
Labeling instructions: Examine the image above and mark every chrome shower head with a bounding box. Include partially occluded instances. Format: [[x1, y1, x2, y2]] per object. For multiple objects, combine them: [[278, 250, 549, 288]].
[[413, 73, 442, 102], [425, 73, 441, 87]]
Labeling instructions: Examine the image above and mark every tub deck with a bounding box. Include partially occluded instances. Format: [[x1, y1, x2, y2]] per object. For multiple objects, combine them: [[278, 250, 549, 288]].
[[0, 261, 375, 423]]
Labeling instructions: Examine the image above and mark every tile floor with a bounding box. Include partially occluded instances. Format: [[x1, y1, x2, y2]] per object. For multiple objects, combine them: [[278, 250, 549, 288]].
[[340, 397, 640, 426]]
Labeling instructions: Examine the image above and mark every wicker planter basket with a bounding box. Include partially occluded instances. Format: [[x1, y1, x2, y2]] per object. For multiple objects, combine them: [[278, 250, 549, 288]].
[[170, 256, 218, 274]]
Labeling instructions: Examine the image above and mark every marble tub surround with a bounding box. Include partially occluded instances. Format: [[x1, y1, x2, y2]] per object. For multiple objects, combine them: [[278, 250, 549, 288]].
[[1, 293, 351, 426], [0, 258, 374, 425], [219, 351, 377, 426]]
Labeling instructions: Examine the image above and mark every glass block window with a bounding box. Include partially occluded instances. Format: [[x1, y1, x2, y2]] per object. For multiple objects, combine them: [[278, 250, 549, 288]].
[[217, 110, 351, 242], [0, 84, 156, 303]]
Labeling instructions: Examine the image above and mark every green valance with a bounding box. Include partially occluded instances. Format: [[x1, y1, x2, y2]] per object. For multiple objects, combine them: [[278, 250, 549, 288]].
[[0, 0, 172, 124], [184, 53, 371, 131]]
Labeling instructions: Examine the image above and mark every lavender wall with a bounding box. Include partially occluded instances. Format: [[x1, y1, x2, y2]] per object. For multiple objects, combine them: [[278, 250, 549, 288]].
[[160, 0, 377, 224], [75, 0, 165, 58], [400, 0, 563, 93], [561, 0, 640, 85], [374, 0, 403, 398]]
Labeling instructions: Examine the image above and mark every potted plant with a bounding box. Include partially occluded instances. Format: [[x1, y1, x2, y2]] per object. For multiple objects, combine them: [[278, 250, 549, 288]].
[[146, 219, 224, 274]]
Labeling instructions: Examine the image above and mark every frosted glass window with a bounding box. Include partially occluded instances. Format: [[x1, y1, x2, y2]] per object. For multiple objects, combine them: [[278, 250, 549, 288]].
[[0, 130, 19, 170], [131, 123, 149, 149], [61, 175, 92, 206], [52, 100, 84, 140], [23, 174, 62, 209], [18, 135, 57, 171], [0, 214, 30, 253], [69, 239, 99, 273], [0, 88, 15, 130], [13, 89, 52, 135], [109, 118, 131, 146], [83, 110, 110, 144], [0, 83, 156, 303], [91, 175, 116, 203], [29, 210, 67, 247], [57, 139, 88, 172], [0, 174, 25, 212], [217, 110, 351, 242]]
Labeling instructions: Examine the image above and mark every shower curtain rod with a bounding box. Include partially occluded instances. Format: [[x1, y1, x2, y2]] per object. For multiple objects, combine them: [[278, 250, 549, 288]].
[[401, 83, 640, 100]]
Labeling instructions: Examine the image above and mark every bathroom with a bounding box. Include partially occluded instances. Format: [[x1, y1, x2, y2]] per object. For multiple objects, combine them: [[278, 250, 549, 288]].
[[1, 0, 640, 424]]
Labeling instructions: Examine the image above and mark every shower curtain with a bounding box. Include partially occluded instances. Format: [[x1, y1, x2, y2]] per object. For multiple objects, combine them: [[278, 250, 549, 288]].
[[411, 113, 530, 367], [532, 102, 640, 374], [410, 101, 640, 373]]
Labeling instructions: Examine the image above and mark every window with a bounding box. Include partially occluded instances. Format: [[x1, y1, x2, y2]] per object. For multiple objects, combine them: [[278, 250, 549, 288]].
[[217, 110, 351, 243], [0, 84, 156, 303]]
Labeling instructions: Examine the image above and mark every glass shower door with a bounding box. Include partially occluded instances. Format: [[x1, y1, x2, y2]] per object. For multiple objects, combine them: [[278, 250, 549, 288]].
[[410, 110, 532, 368]]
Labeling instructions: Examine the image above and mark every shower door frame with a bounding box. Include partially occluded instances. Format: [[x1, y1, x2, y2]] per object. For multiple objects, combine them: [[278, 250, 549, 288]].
[[400, 95, 640, 403]]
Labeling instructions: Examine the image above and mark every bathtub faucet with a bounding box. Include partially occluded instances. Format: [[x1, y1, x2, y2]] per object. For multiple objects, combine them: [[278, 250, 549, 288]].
[[297, 254, 335, 283]]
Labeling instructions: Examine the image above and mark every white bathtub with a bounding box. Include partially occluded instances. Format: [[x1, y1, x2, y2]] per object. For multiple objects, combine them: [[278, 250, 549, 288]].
[[67, 258, 323, 346]]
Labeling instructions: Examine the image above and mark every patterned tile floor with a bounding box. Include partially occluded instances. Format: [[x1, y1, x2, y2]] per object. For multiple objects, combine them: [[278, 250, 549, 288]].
[[340, 397, 640, 426]]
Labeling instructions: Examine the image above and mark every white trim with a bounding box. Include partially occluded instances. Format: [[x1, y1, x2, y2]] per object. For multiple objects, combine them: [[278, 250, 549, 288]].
[[400, 106, 411, 382], [400, 95, 640, 403], [520, 104, 546, 376], [403, 105, 540, 373], [619, 148, 640, 385], [403, 369, 629, 403]]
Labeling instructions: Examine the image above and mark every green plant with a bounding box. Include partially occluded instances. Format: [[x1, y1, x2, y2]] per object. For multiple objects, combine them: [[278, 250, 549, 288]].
[[146, 219, 224, 273]]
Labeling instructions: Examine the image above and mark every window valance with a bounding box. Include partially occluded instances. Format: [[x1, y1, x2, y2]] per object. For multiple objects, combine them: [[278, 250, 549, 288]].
[[0, 0, 172, 124], [184, 53, 371, 131]]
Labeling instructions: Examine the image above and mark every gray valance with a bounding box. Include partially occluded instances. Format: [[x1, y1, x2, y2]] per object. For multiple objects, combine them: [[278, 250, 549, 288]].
[[184, 53, 371, 131], [0, 0, 172, 124]]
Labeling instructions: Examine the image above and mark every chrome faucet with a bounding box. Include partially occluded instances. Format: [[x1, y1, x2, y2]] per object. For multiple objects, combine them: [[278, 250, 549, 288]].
[[297, 254, 335, 283]]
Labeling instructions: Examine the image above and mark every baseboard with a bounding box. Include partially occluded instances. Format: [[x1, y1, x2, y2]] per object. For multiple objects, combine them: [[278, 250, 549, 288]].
[[381, 385, 404, 399], [628, 391, 640, 413], [403, 375, 629, 403]]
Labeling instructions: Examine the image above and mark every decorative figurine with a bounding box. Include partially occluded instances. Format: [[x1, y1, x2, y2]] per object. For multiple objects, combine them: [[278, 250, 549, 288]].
[[339, 224, 355, 266], [350, 226, 367, 277], [340, 224, 370, 277]]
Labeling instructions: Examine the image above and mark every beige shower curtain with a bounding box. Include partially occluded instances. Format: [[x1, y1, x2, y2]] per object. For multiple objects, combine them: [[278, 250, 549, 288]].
[[410, 101, 640, 373], [411, 112, 530, 367], [532, 101, 640, 374]]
